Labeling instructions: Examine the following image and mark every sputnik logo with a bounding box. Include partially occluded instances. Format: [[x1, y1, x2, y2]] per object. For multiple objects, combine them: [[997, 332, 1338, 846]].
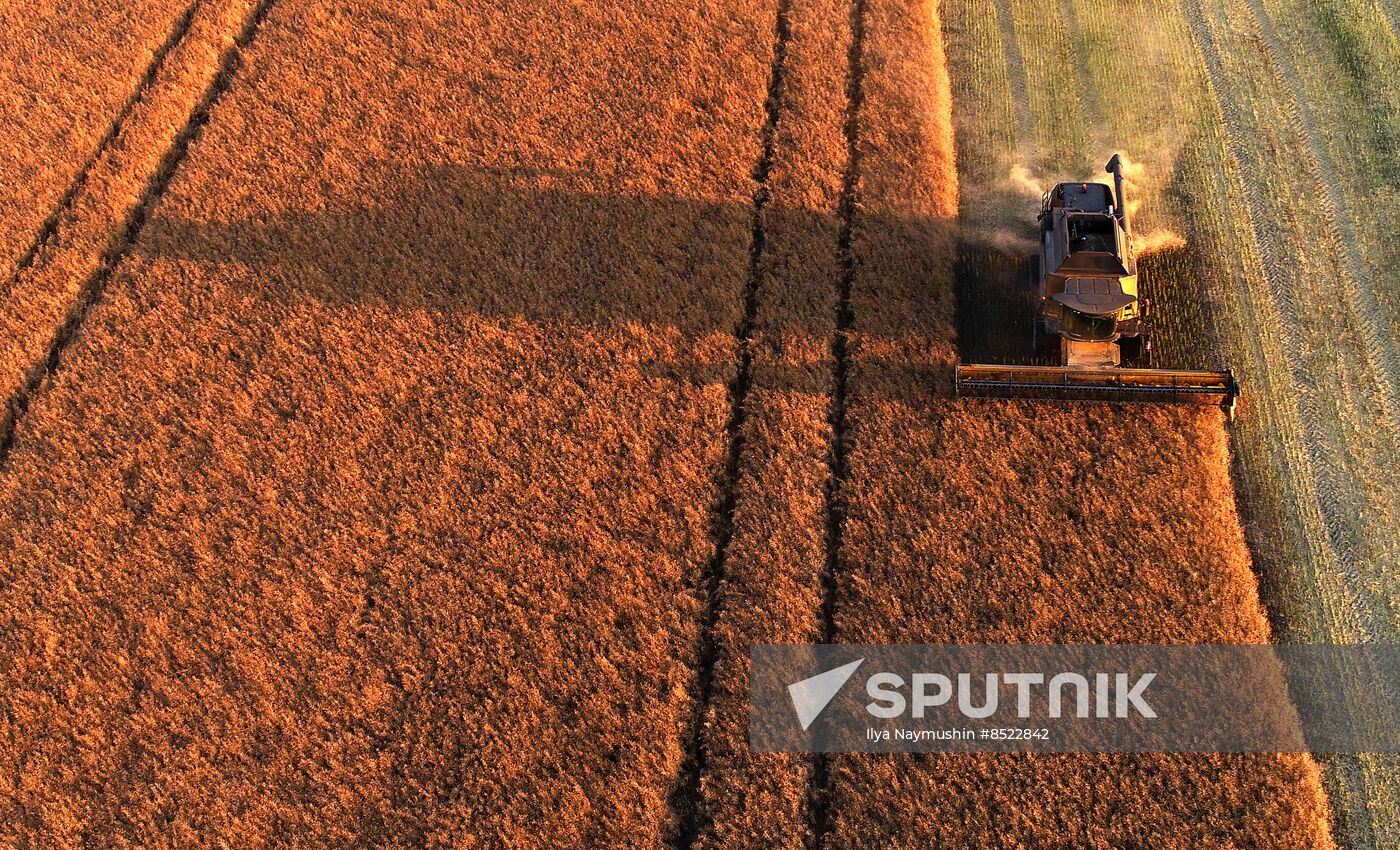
[[788, 658, 865, 731]]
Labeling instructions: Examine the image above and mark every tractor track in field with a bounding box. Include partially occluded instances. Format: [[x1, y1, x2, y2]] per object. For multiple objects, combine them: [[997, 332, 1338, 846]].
[[810, 0, 866, 846], [1185, 0, 1384, 645], [0, 0, 280, 470], [2, 0, 201, 286], [1377, 0, 1400, 43], [1239, 0, 1400, 640], [991, 0, 1033, 145], [667, 0, 793, 845], [1056, 0, 1104, 133], [1188, 0, 1354, 556]]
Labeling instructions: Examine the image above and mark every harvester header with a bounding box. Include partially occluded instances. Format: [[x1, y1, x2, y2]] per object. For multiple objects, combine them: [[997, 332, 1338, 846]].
[[955, 364, 1239, 409]]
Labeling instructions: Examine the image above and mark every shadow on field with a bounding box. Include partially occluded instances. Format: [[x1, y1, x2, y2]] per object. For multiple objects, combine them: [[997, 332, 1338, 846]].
[[140, 163, 762, 336], [136, 161, 953, 397], [953, 243, 1045, 366]]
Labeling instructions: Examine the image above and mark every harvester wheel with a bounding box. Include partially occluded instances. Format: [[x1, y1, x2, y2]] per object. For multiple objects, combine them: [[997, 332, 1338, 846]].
[[1137, 310, 1153, 367], [1119, 335, 1147, 367], [1029, 254, 1046, 360]]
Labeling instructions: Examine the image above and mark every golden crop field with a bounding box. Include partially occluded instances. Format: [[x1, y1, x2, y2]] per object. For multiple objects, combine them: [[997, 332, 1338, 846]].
[[0, 0, 193, 272], [2, 0, 778, 841], [0, 0, 1394, 846]]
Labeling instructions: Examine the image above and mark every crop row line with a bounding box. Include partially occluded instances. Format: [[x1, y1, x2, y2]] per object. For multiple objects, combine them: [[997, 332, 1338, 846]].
[[667, 0, 795, 846], [810, 0, 868, 846], [992, 0, 1032, 147], [0, 0, 279, 469]]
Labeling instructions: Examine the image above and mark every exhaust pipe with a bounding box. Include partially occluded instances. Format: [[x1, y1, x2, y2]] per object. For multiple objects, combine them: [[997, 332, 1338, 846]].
[[1105, 154, 1131, 238]]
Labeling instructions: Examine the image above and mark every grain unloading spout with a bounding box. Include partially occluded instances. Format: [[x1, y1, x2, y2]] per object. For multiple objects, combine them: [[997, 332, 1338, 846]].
[[1106, 154, 1130, 238]]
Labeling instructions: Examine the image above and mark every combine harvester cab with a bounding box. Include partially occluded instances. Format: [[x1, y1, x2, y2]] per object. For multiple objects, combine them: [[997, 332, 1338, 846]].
[[956, 154, 1239, 418]]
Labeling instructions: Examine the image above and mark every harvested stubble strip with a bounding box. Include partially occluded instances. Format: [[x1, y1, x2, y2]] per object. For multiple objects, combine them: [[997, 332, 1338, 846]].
[[690, 0, 852, 846], [0, 0, 197, 277], [0, 0, 784, 844], [821, 0, 1335, 846], [0, 0, 264, 431], [1185, 1, 1400, 842]]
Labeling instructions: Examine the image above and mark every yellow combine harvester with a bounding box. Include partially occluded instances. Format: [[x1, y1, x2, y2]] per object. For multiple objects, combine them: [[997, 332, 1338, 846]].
[[956, 154, 1239, 417]]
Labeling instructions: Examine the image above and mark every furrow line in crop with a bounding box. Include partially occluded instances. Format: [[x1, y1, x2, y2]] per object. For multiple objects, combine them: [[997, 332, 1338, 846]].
[[3, 0, 201, 285], [810, 0, 867, 846], [823, 0, 866, 665], [1309, 0, 1400, 151], [668, 1, 794, 846], [1056, 0, 1106, 137], [0, 0, 278, 470]]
